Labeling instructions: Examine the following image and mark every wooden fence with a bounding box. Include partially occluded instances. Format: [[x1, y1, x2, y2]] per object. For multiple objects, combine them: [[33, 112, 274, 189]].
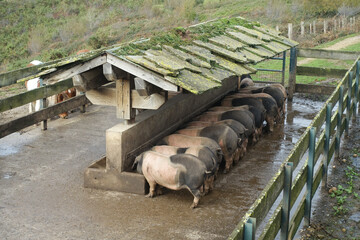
[[229, 56, 360, 240], [0, 77, 89, 139]]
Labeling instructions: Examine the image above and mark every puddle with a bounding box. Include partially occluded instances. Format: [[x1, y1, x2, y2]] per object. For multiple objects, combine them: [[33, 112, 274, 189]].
[[0, 171, 16, 179]]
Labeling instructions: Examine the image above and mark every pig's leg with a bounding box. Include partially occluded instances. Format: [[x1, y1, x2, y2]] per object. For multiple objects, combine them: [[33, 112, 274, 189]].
[[146, 181, 157, 198], [189, 189, 201, 209]]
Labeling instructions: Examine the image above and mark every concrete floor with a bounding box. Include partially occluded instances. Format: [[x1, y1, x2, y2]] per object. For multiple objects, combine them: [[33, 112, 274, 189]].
[[0, 97, 324, 240]]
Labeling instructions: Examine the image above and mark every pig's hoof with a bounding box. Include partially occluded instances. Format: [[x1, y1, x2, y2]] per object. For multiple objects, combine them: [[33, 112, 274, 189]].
[[223, 169, 228, 174], [190, 203, 198, 209], [156, 188, 163, 195], [145, 193, 155, 198]]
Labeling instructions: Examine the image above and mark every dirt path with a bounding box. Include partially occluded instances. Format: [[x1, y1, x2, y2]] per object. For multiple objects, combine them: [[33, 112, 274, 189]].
[[298, 35, 360, 65]]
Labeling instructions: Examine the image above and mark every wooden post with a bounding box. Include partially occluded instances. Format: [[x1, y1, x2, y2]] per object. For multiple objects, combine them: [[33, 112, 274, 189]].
[[301, 21, 305, 36], [346, 71, 353, 136], [116, 74, 136, 122], [313, 20, 316, 34], [39, 78, 47, 131], [334, 19, 337, 31], [336, 86, 344, 158], [342, 17, 345, 29], [280, 162, 293, 240], [305, 127, 316, 226], [309, 23, 312, 34], [324, 20, 327, 33], [355, 61, 360, 115], [323, 103, 331, 187], [276, 25, 279, 32], [288, 23, 293, 40], [288, 47, 297, 101]]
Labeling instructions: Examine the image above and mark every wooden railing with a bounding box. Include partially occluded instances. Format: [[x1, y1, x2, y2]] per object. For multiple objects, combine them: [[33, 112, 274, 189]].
[[0, 77, 89, 139], [229, 57, 360, 240]]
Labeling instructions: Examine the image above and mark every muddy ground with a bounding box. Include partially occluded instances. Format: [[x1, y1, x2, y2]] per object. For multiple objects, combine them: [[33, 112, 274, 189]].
[[0, 94, 325, 239], [300, 115, 360, 240]]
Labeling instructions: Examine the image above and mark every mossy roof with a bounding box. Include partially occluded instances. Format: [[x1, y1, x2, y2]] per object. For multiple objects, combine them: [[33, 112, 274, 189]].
[[9, 17, 298, 95]]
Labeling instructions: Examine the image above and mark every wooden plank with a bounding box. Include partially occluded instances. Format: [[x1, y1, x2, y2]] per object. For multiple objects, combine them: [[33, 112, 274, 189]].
[[244, 46, 274, 58], [288, 195, 306, 240], [165, 70, 221, 94], [240, 49, 263, 63], [107, 54, 178, 92], [295, 83, 335, 95], [214, 56, 255, 76], [179, 45, 218, 64], [297, 66, 348, 78], [125, 55, 178, 76], [146, 50, 202, 73], [200, 67, 236, 82], [162, 45, 211, 69], [0, 64, 55, 88], [208, 35, 245, 51], [72, 65, 110, 92], [85, 86, 116, 106], [234, 25, 273, 42], [0, 95, 89, 139], [43, 56, 107, 84], [227, 31, 263, 46], [116, 76, 135, 120], [143, 54, 186, 72], [0, 78, 73, 113], [131, 90, 165, 109], [193, 40, 247, 63], [258, 206, 281, 239], [297, 48, 360, 60]]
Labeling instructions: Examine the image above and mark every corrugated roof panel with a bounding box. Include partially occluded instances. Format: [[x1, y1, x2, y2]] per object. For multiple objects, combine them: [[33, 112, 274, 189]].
[[193, 40, 247, 63], [208, 35, 245, 51], [165, 69, 221, 94]]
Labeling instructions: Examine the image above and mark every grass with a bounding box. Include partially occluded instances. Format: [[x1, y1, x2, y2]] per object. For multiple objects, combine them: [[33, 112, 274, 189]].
[[254, 32, 360, 85]]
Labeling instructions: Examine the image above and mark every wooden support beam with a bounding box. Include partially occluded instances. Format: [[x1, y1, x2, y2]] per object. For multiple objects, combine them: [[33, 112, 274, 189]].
[[0, 95, 89, 139], [72, 65, 110, 92], [116, 75, 135, 120], [131, 90, 165, 109], [297, 48, 360, 61], [102, 63, 127, 81], [44, 55, 107, 84], [297, 66, 348, 78], [107, 53, 178, 92]]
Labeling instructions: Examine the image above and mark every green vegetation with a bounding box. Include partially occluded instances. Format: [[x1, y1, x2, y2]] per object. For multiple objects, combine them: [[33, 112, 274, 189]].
[[1, 0, 360, 74]]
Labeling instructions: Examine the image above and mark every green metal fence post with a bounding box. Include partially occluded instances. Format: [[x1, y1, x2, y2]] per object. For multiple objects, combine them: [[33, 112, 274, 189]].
[[346, 72, 353, 136], [323, 104, 331, 188], [336, 86, 344, 158], [288, 47, 297, 101], [280, 162, 293, 240], [281, 51, 286, 86], [305, 127, 316, 226], [243, 217, 256, 240], [39, 78, 47, 131]]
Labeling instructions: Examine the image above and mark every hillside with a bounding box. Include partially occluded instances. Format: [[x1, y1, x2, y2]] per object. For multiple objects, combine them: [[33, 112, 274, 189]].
[[1, 0, 360, 73]]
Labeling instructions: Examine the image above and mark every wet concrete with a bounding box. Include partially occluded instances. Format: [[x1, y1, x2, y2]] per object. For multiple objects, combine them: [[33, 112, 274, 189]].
[[0, 95, 324, 240]]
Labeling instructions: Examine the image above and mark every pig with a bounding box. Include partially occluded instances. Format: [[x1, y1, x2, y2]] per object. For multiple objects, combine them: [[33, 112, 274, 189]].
[[227, 93, 279, 132], [251, 86, 285, 116], [186, 119, 248, 162], [196, 110, 255, 142], [240, 78, 254, 89], [133, 151, 210, 208], [158, 134, 223, 163], [210, 105, 265, 140], [151, 145, 219, 193], [177, 124, 239, 173]]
